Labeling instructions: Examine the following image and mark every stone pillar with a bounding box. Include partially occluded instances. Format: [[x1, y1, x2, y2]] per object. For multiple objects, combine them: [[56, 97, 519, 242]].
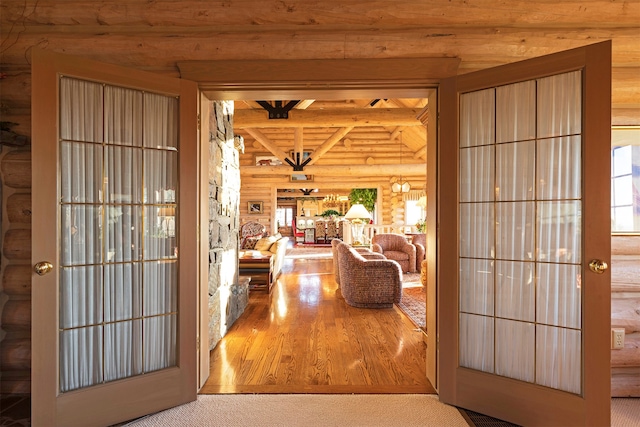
[[207, 101, 249, 349]]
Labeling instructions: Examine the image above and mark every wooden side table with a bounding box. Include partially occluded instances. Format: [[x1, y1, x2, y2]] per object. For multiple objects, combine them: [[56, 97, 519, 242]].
[[238, 252, 273, 292]]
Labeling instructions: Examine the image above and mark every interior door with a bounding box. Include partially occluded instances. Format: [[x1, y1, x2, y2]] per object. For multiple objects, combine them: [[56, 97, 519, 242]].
[[439, 41, 611, 426], [31, 49, 199, 427]]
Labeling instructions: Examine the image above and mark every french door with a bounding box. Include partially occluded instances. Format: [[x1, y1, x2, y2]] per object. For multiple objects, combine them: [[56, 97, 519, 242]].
[[31, 49, 199, 426], [439, 41, 611, 425]]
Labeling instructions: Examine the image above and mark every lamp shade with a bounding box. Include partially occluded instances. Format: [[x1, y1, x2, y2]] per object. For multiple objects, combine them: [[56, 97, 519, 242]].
[[344, 203, 371, 220]]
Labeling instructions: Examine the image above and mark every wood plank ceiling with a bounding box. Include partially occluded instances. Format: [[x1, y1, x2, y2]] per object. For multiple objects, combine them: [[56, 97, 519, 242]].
[[235, 97, 429, 200]]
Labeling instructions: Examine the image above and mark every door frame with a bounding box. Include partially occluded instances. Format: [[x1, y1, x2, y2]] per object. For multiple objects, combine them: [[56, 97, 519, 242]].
[[185, 57, 458, 391]]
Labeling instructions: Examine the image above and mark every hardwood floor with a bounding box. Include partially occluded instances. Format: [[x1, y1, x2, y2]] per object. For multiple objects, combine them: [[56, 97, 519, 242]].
[[202, 256, 435, 394]]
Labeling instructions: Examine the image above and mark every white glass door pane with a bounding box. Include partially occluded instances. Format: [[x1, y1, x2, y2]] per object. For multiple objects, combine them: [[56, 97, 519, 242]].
[[536, 201, 581, 264], [144, 150, 178, 204], [459, 258, 494, 316], [60, 326, 103, 392], [60, 266, 103, 329], [105, 205, 142, 263], [104, 320, 142, 382], [496, 202, 535, 261], [537, 263, 581, 329], [61, 142, 103, 203], [104, 263, 142, 322], [495, 319, 535, 382], [60, 78, 103, 143], [496, 80, 536, 144], [144, 93, 178, 149], [536, 325, 581, 394], [460, 146, 494, 202], [144, 315, 177, 372], [460, 88, 495, 148], [61, 205, 102, 266], [460, 203, 494, 259], [459, 313, 494, 373], [143, 261, 178, 316], [495, 261, 535, 322], [106, 146, 143, 204], [537, 136, 582, 200], [496, 141, 535, 201], [537, 71, 582, 138], [105, 86, 142, 146]]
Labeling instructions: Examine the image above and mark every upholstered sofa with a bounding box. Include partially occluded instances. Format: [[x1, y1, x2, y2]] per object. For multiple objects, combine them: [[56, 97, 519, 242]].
[[336, 241, 402, 308], [239, 234, 289, 289], [371, 233, 417, 273]]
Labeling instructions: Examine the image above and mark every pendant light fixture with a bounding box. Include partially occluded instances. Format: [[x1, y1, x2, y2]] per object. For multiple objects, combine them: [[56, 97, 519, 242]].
[[392, 131, 411, 193]]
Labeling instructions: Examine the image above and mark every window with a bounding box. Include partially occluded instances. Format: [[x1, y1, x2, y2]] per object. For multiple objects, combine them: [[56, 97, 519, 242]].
[[276, 207, 294, 228], [611, 127, 640, 233], [405, 200, 424, 226]]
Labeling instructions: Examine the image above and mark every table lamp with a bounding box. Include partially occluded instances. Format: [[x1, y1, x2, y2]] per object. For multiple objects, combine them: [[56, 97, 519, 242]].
[[344, 203, 371, 245]]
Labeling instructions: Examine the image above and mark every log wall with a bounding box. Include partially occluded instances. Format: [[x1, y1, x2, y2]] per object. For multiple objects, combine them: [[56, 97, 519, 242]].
[[0, 148, 32, 395], [611, 235, 640, 397]]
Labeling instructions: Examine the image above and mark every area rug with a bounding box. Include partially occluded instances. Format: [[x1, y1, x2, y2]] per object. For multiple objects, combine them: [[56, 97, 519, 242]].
[[398, 286, 426, 329], [398, 272, 426, 329], [285, 246, 333, 259]]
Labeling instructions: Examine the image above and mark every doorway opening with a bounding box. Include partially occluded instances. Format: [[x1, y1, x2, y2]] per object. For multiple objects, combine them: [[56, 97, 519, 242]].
[[198, 80, 437, 392]]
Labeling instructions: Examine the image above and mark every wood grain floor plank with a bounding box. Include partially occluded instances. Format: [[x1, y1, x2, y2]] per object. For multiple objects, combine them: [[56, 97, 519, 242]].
[[202, 255, 435, 394]]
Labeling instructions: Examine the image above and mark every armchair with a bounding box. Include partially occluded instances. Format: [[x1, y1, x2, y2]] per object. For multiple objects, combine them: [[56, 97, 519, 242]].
[[336, 241, 402, 308], [240, 221, 267, 249], [371, 233, 416, 273], [411, 233, 426, 272], [331, 239, 385, 286]]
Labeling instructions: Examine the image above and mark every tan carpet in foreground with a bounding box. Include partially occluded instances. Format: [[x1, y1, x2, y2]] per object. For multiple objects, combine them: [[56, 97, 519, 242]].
[[125, 394, 468, 427]]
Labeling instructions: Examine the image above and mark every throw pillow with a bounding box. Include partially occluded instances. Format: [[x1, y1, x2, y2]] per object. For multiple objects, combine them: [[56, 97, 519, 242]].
[[243, 237, 259, 249], [269, 239, 281, 254], [254, 235, 278, 251]]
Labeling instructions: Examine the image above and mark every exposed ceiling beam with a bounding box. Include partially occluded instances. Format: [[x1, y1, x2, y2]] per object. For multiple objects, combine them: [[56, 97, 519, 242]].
[[234, 108, 422, 129], [307, 127, 354, 166], [244, 128, 291, 163], [242, 163, 425, 176]]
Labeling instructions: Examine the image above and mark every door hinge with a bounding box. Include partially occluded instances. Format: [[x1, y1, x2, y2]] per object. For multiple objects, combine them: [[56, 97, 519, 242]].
[[197, 113, 201, 131], [197, 336, 200, 351]]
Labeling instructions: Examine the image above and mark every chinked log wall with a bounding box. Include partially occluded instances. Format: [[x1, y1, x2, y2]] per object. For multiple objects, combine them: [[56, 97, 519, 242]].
[[611, 235, 640, 397], [0, 149, 32, 394]]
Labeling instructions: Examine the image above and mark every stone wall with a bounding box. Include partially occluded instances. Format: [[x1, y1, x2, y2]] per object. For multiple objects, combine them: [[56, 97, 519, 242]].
[[206, 100, 248, 350]]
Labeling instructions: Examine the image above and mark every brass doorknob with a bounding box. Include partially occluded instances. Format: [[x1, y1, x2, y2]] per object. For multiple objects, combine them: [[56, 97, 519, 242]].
[[588, 259, 608, 274], [34, 261, 53, 276]]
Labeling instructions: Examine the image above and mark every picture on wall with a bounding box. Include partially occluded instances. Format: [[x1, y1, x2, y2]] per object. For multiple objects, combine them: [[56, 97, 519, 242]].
[[255, 155, 282, 166], [248, 201, 263, 214], [290, 174, 314, 182]]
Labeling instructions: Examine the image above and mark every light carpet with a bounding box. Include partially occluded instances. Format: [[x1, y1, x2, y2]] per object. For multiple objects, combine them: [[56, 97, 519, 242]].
[[125, 394, 469, 427]]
